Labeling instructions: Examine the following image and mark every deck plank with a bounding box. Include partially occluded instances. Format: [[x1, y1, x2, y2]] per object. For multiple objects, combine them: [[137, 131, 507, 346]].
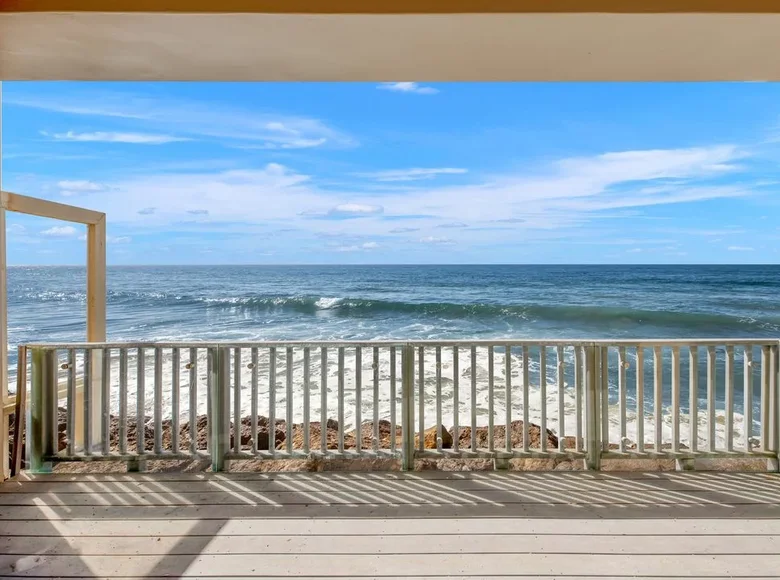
[[3, 473, 778, 494], [1, 534, 779, 556], [2, 517, 780, 537], [1, 489, 777, 506], [3, 553, 780, 577]]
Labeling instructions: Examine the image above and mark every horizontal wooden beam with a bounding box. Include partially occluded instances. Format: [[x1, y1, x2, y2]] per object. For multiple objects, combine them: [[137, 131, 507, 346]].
[[3, 0, 780, 13], [0, 191, 104, 225]]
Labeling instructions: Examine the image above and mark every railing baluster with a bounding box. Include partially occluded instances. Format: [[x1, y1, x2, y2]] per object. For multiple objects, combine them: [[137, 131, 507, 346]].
[[418, 346, 425, 453], [304, 347, 311, 454], [154, 347, 163, 454], [618, 346, 626, 454], [235, 347, 242, 454], [83, 349, 92, 456], [269, 347, 276, 457], [452, 346, 459, 453], [470, 345, 477, 452], [600, 346, 609, 453], [373, 346, 380, 453], [707, 346, 716, 452], [66, 349, 76, 456], [760, 345, 770, 452], [390, 347, 397, 454], [726, 345, 734, 452], [654, 346, 662, 454], [355, 346, 362, 454], [436, 346, 443, 452], [251, 347, 258, 454], [172, 348, 180, 454], [671, 346, 680, 454], [188, 347, 197, 454], [338, 347, 345, 454], [286, 346, 294, 455], [557, 345, 564, 453], [744, 345, 753, 452], [506, 345, 513, 453], [636, 347, 644, 454], [575, 346, 583, 453], [321, 347, 327, 454], [102, 348, 111, 455], [522, 345, 530, 453], [689, 346, 698, 454]]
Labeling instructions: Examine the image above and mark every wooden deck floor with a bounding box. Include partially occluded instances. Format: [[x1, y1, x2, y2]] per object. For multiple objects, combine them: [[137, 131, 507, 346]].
[[0, 471, 779, 578]]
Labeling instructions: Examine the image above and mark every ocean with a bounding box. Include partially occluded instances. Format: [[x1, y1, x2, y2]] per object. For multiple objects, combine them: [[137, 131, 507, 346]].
[[7, 264, 780, 446]]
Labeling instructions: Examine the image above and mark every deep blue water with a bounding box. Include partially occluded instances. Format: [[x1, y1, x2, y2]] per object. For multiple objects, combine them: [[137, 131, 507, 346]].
[[8, 265, 780, 353]]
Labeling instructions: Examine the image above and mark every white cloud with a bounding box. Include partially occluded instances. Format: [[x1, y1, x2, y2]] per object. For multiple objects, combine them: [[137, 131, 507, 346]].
[[41, 225, 78, 237], [377, 82, 438, 95], [356, 168, 466, 182], [332, 241, 378, 252], [728, 245, 755, 251], [7, 224, 26, 234], [47, 131, 191, 145], [626, 248, 643, 253], [420, 236, 454, 245], [13, 92, 354, 149], [54, 145, 757, 256], [329, 203, 384, 217], [437, 222, 468, 229], [57, 180, 105, 191], [109, 236, 132, 244], [57, 179, 108, 196]]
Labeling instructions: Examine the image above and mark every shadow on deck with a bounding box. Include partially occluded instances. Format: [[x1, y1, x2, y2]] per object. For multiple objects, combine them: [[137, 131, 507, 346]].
[[1, 471, 779, 578]]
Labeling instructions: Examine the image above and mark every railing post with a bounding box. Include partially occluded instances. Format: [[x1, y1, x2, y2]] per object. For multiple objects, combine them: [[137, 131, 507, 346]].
[[209, 346, 230, 472], [401, 344, 415, 471], [585, 344, 602, 470], [29, 348, 57, 473], [769, 342, 779, 472]]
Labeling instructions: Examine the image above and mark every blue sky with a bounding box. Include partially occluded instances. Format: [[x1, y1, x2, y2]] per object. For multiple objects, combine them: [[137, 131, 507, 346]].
[[2, 81, 779, 265]]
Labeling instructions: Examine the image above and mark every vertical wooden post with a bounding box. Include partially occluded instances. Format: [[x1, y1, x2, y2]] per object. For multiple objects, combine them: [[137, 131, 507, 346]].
[[401, 344, 415, 471], [585, 345, 601, 470], [30, 348, 56, 473], [209, 346, 230, 472], [85, 217, 106, 451], [0, 79, 7, 480], [0, 206, 7, 480]]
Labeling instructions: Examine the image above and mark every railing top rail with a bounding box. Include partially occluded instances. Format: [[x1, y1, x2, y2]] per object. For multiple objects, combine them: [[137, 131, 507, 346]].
[[20, 338, 780, 350]]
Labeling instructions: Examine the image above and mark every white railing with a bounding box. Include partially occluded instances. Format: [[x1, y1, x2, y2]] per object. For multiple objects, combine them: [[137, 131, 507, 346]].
[[22, 339, 780, 472]]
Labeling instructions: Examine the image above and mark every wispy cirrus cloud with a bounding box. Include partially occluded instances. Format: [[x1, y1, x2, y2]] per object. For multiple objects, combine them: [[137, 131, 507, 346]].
[[45, 131, 191, 145], [57, 179, 108, 196], [355, 168, 467, 182], [44, 144, 764, 261], [41, 225, 79, 237], [10, 91, 355, 149], [420, 236, 454, 245], [377, 82, 438, 95], [728, 245, 755, 251]]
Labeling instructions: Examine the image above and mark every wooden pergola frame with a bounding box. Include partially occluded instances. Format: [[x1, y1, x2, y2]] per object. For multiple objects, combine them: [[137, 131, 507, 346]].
[[0, 189, 106, 480]]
